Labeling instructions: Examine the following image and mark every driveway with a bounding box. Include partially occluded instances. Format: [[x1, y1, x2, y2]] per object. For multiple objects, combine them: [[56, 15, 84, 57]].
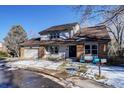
[[0, 60, 64, 88], [7, 60, 63, 70]]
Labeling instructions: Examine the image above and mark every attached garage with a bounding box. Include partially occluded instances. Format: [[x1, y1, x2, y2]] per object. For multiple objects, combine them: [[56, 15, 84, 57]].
[[23, 48, 39, 59]]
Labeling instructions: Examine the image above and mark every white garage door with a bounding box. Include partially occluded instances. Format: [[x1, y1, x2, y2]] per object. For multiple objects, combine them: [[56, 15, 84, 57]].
[[24, 48, 38, 59]]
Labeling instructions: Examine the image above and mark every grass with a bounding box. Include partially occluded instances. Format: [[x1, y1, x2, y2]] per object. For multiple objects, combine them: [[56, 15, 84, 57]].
[[54, 62, 106, 80], [59, 62, 68, 68], [0, 57, 6, 60], [47, 56, 64, 62], [58, 62, 88, 77], [42, 61, 105, 80], [54, 70, 70, 79], [95, 74, 106, 80], [47, 56, 58, 61], [0, 51, 8, 57], [0, 51, 8, 61], [78, 65, 88, 73]]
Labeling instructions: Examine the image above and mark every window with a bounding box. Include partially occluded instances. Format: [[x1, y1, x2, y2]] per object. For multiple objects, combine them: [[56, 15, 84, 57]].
[[85, 44, 98, 55], [55, 46, 59, 54], [92, 45, 98, 55], [45, 46, 49, 52], [50, 32, 60, 39], [49, 46, 59, 54], [50, 33, 53, 39], [56, 33, 60, 38], [85, 45, 91, 54]]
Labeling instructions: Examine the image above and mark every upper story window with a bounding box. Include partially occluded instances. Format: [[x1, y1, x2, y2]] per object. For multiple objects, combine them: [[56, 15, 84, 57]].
[[50, 32, 60, 39]]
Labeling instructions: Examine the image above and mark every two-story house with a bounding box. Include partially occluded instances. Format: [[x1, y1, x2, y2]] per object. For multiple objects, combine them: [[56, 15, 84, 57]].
[[20, 22, 111, 61]]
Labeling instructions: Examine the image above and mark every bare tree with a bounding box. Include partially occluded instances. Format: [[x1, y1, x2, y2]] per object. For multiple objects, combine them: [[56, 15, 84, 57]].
[[4, 25, 28, 57], [74, 5, 124, 77], [74, 6, 124, 24], [107, 14, 124, 56], [75, 5, 124, 56]]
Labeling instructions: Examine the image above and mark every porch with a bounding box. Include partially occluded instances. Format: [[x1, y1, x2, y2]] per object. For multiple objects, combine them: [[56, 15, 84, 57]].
[[43, 42, 107, 62], [20, 41, 108, 62]]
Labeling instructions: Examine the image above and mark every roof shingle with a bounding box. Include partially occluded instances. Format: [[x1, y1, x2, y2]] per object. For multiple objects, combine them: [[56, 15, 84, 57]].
[[75, 25, 110, 40], [39, 22, 78, 35], [21, 25, 111, 47]]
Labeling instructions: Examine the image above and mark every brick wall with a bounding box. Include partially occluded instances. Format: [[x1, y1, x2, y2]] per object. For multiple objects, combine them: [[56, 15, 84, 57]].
[[38, 46, 45, 59], [98, 43, 108, 57]]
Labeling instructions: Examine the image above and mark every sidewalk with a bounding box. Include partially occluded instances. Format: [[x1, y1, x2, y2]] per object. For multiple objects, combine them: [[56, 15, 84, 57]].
[[66, 77, 112, 88]]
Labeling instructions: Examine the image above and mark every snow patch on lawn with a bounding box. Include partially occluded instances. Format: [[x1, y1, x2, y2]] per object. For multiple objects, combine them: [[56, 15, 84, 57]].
[[7, 60, 63, 70], [85, 64, 124, 88]]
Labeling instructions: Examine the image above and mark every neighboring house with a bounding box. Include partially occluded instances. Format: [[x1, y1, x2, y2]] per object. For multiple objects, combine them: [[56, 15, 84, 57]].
[[0, 42, 7, 53], [20, 22, 111, 60]]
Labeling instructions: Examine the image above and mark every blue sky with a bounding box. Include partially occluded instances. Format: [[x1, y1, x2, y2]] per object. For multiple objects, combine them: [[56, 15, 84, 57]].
[[0, 5, 82, 41]]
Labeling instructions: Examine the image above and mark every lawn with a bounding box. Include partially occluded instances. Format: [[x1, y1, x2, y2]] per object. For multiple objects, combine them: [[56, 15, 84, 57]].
[[7, 60, 124, 88], [85, 64, 124, 88]]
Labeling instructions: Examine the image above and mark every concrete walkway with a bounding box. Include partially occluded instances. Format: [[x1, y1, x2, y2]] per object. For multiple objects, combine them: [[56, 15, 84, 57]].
[[66, 77, 112, 88], [74, 79, 111, 88]]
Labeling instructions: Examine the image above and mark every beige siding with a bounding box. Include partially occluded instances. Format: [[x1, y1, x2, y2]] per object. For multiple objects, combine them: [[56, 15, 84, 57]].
[[76, 44, 84, 60], [20, 47, 24, 59]]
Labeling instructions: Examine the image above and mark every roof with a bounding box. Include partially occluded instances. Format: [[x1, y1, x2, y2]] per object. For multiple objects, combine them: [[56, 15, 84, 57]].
[[75, 25, 111, 40], [39, 22, 79, 35], [20, 38, 41, 46], [20, 38, 77, 46], [21, 25, 111, 47]]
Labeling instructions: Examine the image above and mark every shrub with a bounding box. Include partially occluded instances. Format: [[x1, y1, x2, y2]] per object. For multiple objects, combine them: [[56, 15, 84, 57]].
[[107, 56, 124, 65], [55, 70, 69, 79], [47, 56, 58, 61], [78, 65, 88, 73], [0, 51, 8, 58], [95, 74, 105, 80], [59, 62, 67, 68], [65, 58, 72, 63]]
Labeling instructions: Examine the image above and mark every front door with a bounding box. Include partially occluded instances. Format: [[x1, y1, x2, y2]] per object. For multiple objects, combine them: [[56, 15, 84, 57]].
[[69, 45, 76, 57]]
